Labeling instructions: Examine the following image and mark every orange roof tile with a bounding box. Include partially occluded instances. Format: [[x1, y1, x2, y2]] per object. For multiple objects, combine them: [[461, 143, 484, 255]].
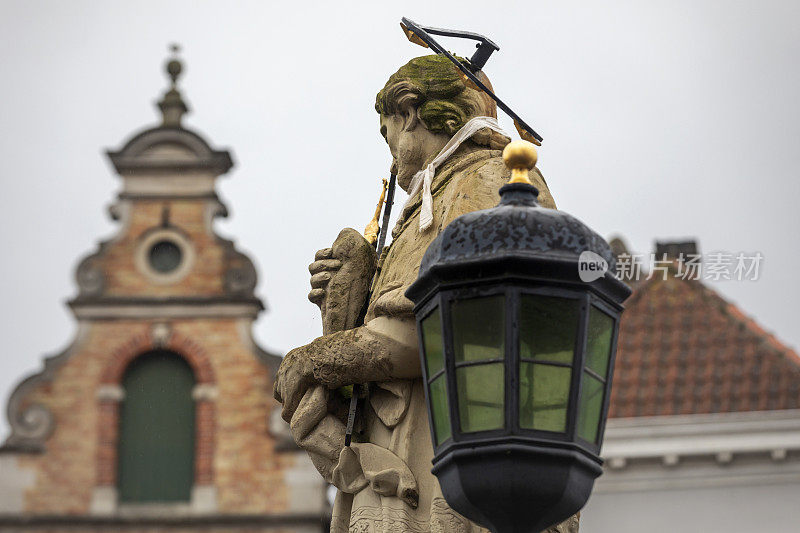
[[608, 273, 800, 418]]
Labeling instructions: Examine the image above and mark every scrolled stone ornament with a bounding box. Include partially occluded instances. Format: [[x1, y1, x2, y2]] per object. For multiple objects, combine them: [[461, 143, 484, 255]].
[[5, 402, 54, 450], [75, 254, 105, 296], [224, 252, 258, 295]]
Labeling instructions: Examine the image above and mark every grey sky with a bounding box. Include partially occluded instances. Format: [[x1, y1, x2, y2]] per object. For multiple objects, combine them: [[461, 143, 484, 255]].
[[1, 0, 798, 437]]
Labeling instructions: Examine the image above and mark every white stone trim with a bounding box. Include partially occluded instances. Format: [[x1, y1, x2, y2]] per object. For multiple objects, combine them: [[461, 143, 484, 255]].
[[150, 322, 172, 347], [661, 454, 679, 467], [191, 384, 218, 402], [96, 385, 125, 402], [607, 457, 627, 470], [90, 486, 117, 515], [595, 410, 800, 493], [602, 409, 800, 461], [771, 448, 787, 461], [0, 455, 36, 513], [134, 228, 196, 285], [90, 484, 218, 516], [122, 173, 217, 197], [72, 303, 261, 320], [715, 451, 734, 464], [190, 484, 218, 513], [595, 457, 800, 493], [117, 502, 193, 517]]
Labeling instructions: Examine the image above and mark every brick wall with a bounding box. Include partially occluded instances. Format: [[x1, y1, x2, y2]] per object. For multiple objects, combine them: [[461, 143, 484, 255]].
[[3, 185, 326, 521], [102, 199, 226, 298], [15, 318, 302, 515]]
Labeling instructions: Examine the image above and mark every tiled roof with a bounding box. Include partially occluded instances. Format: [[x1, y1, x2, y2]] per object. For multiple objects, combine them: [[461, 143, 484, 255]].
[[608, 272, 800, 418]]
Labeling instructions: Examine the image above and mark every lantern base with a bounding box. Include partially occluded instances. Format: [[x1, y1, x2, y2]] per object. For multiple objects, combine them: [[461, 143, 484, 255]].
[[431, 441, 602, 533]]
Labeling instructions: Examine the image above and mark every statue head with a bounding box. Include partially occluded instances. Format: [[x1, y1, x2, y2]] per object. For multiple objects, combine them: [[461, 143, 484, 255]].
[[376, 55, 508, 190]]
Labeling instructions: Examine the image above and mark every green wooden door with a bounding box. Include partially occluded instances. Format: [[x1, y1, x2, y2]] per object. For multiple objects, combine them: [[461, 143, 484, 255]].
[[117, 350, 196, 503]]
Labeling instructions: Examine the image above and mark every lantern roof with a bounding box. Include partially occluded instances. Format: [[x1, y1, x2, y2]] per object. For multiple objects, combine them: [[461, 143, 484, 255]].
[[409, 182, 629, 308], [419, 184, 616, 278]]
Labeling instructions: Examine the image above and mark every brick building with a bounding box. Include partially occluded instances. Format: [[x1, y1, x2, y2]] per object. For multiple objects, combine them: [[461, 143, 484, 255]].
[[0, 52, 327, 531]]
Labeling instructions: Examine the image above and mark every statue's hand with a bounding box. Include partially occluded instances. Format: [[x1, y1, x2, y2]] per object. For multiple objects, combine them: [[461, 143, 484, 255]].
[[274, 319, 418, 423], [308, 229, 377, 335], [274, 344, 315, 423], [307, 247, 341, 308]]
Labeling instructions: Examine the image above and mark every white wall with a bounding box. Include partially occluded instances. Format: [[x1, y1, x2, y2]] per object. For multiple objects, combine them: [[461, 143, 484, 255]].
[[581, 411, 800, 533], [0, 454, 36, 513], [582, 482, 800, 533]]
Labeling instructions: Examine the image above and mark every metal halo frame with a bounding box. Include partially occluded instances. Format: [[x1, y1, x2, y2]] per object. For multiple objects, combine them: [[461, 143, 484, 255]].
[[400, 17, 544, 145]]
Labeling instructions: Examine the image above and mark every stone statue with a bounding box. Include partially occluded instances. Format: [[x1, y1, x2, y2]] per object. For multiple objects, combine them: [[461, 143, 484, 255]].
[[274, 55, 577, 533]]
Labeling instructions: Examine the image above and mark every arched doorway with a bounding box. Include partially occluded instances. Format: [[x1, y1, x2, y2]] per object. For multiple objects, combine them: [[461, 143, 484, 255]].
[[117, 349, 196, 503]]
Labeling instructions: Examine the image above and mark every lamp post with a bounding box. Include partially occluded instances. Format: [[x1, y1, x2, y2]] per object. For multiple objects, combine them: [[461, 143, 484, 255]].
[[405, 141, 631, 533]]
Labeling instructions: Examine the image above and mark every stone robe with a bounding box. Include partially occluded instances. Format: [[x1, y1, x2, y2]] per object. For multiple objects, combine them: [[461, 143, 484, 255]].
[[328, 147, 573, 533]]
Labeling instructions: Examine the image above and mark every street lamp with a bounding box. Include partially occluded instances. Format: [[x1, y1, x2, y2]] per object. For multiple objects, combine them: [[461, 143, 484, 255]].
[[405, 141, 631, 533]]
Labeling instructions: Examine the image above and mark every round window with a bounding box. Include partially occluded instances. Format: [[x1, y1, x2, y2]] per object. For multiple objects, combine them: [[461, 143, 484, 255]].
[[148, 240, 183, 273]]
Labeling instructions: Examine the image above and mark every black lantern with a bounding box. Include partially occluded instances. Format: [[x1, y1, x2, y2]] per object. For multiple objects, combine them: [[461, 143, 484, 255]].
[[405, 141, 631, 533]]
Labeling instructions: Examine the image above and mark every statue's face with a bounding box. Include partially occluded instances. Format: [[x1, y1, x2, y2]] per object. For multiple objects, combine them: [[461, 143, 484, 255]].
[[379, 114, 407, 185], [380, 113, 448, 192]]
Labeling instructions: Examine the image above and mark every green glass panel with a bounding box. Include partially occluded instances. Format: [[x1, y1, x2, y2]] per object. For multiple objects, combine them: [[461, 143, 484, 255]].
[[586, 307, 614, 378], [452, 295, 505, 363], [421, 307, 444, 377], [429, 375, 452, 444], [456, 363, 504, 432], [519, 362, 571, 432], [520, 295, 579, 364], [118, 350, 196, 502], [576, 373, 604, 443]]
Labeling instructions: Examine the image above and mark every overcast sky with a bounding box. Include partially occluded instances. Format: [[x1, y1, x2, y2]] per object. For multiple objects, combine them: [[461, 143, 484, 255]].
[[1, 0, 799, 437]]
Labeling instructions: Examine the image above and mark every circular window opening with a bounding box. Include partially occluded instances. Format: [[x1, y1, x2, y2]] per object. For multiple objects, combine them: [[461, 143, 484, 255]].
[[148, 240, 183, 273]]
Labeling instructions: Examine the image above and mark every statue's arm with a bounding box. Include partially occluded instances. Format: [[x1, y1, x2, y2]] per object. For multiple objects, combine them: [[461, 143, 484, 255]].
[[274, 315, 419, 422], [315, 316, 420, 385]]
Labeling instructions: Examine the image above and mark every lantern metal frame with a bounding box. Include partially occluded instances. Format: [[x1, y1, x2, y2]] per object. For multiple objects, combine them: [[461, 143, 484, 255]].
[[406, 180, 631, 532], [415, 282, 622, 460]]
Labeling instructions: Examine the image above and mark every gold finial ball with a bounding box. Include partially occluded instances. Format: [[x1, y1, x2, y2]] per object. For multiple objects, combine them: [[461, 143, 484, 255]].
[[503, 140, 538, 171]]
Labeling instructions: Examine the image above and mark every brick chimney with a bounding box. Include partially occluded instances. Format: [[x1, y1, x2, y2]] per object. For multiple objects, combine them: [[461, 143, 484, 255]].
[[654, 239, 700, 261]]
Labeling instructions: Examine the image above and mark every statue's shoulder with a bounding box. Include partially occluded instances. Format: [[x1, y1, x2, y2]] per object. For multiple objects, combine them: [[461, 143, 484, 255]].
[[465, 151, 509, 187], [441, 150, 506, 194], [444, 149, 557, 210], [461, 150, 558, 210], [434, 150, 507, 222], [457, 149, 505, 176]]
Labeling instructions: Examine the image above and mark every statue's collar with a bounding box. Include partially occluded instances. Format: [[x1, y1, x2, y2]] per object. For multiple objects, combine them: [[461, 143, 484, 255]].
[[407, 149, 497, 205], [392, 148, 501, 240]]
